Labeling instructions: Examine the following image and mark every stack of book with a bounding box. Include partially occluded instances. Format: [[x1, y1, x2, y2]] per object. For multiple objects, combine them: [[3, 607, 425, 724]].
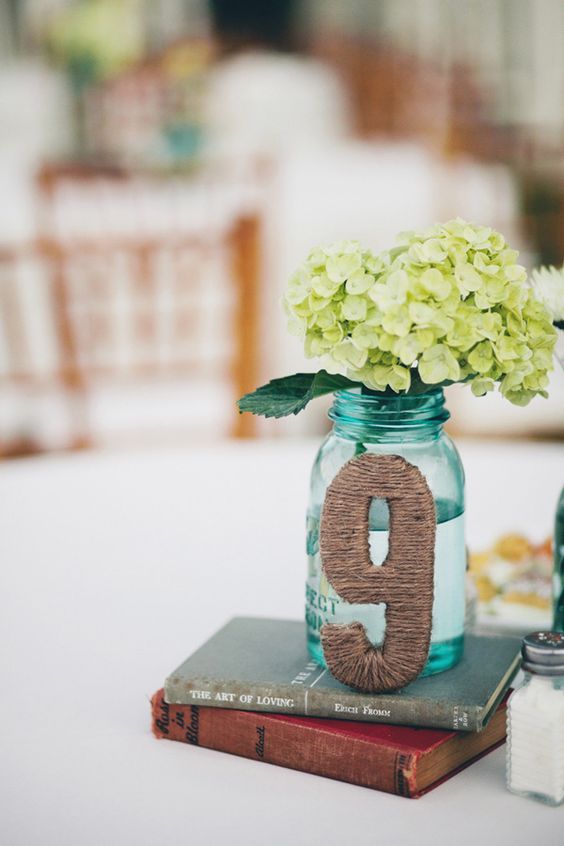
[[152, 617, 520, 798]]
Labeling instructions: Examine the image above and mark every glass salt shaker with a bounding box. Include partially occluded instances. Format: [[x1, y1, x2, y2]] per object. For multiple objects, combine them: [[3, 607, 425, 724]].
[[507, 632, 564, 806]]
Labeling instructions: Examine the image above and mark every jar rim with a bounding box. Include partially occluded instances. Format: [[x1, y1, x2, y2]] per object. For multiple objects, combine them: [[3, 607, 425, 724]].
[[330, 387, 448, 415], [335, 386, 444, 398], [328, 386, 450, 438]]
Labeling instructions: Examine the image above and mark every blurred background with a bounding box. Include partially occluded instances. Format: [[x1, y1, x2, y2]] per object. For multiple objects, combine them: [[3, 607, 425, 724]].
[[0, 0, 563, 456], [2, 8, 564, 826]]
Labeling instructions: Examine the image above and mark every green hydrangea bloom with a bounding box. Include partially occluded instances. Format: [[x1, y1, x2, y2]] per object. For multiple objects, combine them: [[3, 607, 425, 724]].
[[283, 220, 557, 405]]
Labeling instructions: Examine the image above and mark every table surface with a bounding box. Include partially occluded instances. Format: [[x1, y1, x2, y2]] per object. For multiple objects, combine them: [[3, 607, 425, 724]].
[[1, 438, 563, 846]]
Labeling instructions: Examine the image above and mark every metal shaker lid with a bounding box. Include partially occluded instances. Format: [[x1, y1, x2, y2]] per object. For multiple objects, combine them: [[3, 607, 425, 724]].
[[521, 631, 564, 675]]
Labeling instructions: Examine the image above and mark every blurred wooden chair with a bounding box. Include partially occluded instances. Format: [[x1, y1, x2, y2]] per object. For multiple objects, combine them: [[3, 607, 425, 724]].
[[0, 218, 260, 454], [42, 217, 259, 446], [31, 162, 261, 447]]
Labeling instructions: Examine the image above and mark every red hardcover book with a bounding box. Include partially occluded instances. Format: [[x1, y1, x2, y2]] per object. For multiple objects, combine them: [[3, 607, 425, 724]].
[[151, 689, 507, 798]]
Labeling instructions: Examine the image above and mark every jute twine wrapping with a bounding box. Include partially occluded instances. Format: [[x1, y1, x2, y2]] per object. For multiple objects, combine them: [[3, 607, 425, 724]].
[[319, 453, 436, 693]]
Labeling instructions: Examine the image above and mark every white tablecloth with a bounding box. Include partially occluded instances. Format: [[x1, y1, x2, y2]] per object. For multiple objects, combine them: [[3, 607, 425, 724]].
[[1, 439, 563, 845]]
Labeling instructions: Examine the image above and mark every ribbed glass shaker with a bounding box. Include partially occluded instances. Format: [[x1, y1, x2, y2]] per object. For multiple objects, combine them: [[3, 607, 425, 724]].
[[507, 631, 564, 806]]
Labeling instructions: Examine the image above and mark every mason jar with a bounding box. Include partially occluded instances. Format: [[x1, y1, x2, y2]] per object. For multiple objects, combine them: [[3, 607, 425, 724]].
[[305, 387, 465, 677]]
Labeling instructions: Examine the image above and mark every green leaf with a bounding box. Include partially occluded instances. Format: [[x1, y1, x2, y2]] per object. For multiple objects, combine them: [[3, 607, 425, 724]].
[[237, 370, 360, 418], [237, 369, 474, 419]]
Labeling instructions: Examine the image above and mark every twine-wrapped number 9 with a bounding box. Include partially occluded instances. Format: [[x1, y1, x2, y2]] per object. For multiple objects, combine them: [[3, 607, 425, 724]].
[[319, 453, 436, 693]]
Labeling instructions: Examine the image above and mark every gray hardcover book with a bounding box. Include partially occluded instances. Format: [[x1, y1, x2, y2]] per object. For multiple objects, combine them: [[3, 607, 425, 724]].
[[164, 617, 520, 732]]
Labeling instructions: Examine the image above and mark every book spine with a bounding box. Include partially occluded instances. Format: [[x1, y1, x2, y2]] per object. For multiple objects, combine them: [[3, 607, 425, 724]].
[[152, 690, 419, 798], [164, 676, 481, 732]]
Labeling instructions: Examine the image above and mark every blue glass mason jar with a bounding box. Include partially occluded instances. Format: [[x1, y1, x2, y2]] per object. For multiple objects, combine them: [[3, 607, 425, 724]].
[[305, 387, 466, 677]]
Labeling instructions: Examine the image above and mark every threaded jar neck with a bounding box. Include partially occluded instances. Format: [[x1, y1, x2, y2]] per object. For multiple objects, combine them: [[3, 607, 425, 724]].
[[329, 387, 450, 443]]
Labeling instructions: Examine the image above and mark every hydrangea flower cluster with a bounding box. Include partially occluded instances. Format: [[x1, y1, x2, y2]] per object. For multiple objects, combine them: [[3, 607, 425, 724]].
[[284, 219, 557, 406]]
